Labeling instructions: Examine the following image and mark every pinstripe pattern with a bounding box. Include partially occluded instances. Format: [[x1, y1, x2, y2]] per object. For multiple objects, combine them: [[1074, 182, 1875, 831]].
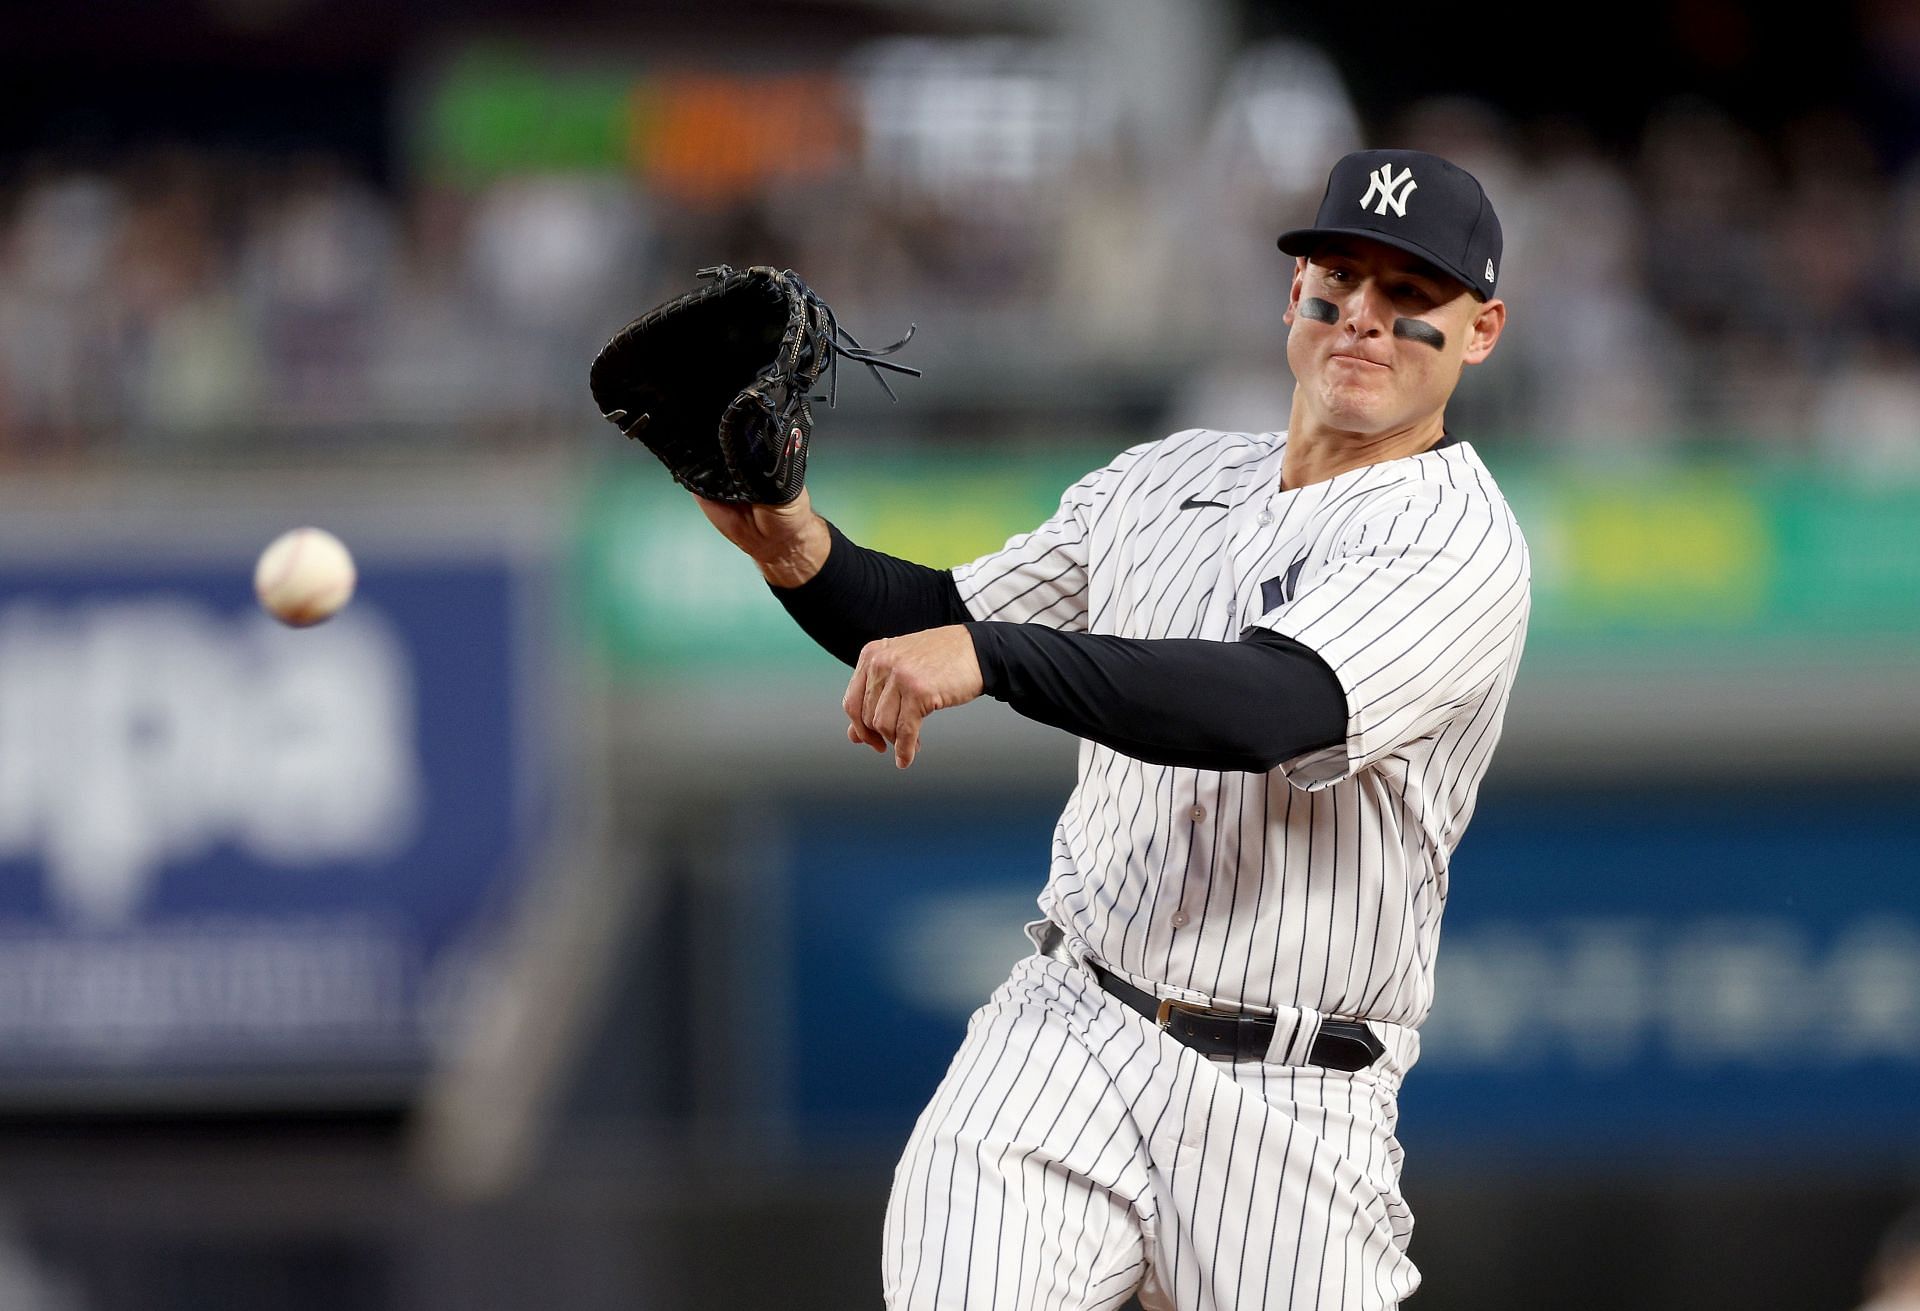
[[883, 953, 1421, 1310], [950, 429, 1530, 1025], [897, 428, 1529, 1309]]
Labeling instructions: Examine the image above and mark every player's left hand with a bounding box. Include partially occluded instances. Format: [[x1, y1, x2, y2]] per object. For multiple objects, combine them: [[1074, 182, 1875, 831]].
[[843, 626, 984, 769]]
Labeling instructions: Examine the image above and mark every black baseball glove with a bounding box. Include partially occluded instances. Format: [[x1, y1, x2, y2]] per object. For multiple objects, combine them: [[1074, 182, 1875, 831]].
[[588, 265, 920, 505]]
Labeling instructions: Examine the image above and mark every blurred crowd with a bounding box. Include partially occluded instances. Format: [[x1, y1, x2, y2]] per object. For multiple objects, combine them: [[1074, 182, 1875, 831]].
[[4, 37, 1920, 470]]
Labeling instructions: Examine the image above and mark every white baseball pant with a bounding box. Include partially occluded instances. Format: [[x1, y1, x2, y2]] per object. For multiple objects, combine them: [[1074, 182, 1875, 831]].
[[882, 949, 1419, 1310]]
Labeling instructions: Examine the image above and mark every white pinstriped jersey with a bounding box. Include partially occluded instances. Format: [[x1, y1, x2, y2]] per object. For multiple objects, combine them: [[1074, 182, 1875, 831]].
[[951, 427, 1530, 1034]]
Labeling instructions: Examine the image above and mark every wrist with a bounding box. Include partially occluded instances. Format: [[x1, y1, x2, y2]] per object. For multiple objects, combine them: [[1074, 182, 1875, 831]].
[[757, 514, 832, 589]]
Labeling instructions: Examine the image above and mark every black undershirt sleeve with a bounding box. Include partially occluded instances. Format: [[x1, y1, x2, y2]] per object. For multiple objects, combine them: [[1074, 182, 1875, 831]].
[[769, 520, 1349, 772], [770, 519, 973, 666], [966, 622, 1348, 773]]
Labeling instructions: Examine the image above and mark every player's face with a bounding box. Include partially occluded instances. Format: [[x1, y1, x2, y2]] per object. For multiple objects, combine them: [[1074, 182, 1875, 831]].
[[1283, 238, 1505, 437]]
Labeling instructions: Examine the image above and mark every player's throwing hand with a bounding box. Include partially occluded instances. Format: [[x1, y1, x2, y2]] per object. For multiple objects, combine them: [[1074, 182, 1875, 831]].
[[843, 626, 984, 769]]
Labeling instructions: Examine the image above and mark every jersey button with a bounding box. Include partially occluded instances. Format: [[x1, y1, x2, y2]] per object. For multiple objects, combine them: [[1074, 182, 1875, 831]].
[[1257, 510, 1273, 526], [1171, 912, 1190, 928], [1189, 804, 1207, 822]]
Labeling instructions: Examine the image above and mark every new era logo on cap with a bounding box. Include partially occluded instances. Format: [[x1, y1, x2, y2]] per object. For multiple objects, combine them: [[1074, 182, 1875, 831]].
[[1278, 149, 1503, 301]]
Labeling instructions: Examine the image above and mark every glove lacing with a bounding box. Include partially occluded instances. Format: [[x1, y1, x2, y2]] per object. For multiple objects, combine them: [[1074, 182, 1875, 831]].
[[696, 264, 922, 407]]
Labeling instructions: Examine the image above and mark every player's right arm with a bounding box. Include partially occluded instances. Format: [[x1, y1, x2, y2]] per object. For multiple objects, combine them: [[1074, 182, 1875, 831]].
[[702, 437, 1350, 772]]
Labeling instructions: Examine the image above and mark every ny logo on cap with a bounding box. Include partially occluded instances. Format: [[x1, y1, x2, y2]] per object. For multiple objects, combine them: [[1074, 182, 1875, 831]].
[[1360, 164, 1417, 217]]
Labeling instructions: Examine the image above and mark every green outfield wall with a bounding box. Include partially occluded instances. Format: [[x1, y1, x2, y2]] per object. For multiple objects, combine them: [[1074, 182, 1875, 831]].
[[575, 452, 1920, 673]]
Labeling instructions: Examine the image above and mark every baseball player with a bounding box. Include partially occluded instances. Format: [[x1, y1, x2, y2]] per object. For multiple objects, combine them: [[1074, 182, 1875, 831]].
[[698, 148, 1526, 1309]]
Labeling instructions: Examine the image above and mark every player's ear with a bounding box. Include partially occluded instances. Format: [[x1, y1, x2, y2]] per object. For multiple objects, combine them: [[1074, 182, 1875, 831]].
[[1282, 256, 1307, 326], [1462, 297, 1506, 365]]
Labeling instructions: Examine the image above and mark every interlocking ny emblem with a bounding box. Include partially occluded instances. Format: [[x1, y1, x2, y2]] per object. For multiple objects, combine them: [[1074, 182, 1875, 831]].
[[1360, 164, 1417, 217]]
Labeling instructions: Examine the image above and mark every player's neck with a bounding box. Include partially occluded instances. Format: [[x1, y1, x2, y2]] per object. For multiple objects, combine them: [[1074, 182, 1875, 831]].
[[1280, 408, 1449, 490]]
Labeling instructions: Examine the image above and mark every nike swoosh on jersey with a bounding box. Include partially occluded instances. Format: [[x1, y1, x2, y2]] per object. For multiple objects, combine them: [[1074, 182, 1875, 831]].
[[1179, 496, 1230, 510]]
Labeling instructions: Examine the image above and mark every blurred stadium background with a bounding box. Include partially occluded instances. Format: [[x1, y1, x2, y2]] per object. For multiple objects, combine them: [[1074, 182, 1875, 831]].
[[1, 0, 1917, 1307]]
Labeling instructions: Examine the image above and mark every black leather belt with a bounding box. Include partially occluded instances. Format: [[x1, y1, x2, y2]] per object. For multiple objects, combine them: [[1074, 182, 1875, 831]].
[[1081, 956, 1385, 1072]]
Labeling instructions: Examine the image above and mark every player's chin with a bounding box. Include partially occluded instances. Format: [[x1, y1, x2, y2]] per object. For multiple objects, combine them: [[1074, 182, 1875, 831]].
[[1315, 385, 1393, 428]]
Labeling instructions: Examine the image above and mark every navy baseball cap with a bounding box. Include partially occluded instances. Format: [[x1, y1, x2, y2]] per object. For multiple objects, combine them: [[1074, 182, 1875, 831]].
[[1277, 149, 1503, 301]]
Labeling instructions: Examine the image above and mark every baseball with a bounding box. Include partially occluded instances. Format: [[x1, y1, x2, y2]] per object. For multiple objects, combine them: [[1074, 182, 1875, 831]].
[[253, 527, 357, 627]]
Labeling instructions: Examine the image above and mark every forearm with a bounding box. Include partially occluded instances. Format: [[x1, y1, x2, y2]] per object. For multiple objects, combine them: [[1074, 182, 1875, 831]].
[[965, 624, 1348, 772], [771, 520, 973, 666]]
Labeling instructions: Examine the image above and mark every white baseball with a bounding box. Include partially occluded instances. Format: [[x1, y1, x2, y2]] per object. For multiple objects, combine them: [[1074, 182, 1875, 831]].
[[254, 527, 357, 627]]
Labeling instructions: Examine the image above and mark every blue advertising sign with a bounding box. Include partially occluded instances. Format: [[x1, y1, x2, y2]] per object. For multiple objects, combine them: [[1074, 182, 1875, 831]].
[[780, 803, 1058, 1142], [0, 552, 548, 1097], [774, 786, 1920, 1166], [1401, 785, 1920, 1166]]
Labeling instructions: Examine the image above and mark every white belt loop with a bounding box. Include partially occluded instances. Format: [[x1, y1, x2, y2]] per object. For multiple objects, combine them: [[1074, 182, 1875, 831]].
[[1265, 1005, 1324, 1066]]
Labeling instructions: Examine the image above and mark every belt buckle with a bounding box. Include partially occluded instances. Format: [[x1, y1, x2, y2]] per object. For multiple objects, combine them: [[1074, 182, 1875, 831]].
[[1154, 995, 1216, 1031]]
